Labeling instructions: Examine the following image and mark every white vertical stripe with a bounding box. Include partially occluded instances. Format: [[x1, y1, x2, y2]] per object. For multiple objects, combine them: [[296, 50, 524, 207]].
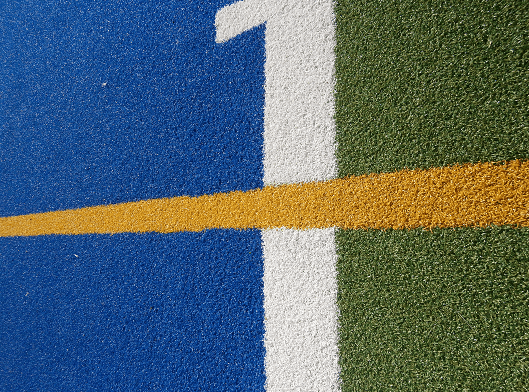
[[216, 1, 340, 390], [262, 228, 340, 391], [216, 0, 337, 185], [261, 0, 337, 185]]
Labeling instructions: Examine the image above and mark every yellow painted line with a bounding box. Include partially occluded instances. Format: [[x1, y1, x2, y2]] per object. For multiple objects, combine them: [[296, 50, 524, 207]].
[[1, 160, 528, 237]]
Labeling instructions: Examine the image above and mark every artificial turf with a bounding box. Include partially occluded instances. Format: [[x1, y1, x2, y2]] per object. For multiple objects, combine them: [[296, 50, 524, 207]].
[[336, 227, 529, 391], [335, 0, 529, 389], [335, 0, 528, 177]]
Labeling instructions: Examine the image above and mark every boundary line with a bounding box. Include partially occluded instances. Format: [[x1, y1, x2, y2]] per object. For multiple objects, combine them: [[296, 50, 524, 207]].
[[2, 160, 527, 237]]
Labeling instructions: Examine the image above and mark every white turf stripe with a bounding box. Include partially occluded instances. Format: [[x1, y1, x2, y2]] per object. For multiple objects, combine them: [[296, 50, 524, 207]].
[[216, 1, 340, 390], [262, 228, 340, 391], [215, 0, 337, 185], [261, 0, 337, 185]]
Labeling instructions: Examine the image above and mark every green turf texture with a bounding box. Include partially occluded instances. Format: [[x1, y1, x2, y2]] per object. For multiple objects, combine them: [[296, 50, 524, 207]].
[[335, 0, 528, 177], [335, 0, 529, 389], [337, 227, 529, 391]]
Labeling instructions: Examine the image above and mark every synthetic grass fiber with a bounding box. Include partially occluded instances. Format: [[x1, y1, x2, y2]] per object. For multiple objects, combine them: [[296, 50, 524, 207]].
[[337, 227, 529, 391], [335, 0, 528, 177], [335, 0, 528, 389], [0, 0, 527, 389]]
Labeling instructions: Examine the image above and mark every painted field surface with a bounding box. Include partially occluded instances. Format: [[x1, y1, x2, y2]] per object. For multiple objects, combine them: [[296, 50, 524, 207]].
[[335, 0, 528, 390], [0, 0, 528, 390], [0, 1, 265, 216], [1, 1, 266, 390], [337, 227, 529, 391], [0, 231, 265, 391]]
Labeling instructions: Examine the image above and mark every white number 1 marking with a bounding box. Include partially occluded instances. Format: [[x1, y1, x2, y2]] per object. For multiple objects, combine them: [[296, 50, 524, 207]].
[[216, 0, 337, 186], [215, 1, 340, 391]]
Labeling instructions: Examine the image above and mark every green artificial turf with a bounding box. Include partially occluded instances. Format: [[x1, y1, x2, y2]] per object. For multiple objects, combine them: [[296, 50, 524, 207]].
[[335, 0, 528, 177], [335, 0, 529, 390], [337, 227, 529, 391]]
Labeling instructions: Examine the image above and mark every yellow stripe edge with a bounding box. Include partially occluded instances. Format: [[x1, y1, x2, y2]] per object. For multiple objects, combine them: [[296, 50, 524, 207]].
[[1, 160, 528, 237]]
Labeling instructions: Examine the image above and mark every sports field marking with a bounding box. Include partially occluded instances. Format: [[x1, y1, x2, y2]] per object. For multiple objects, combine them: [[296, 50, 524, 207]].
[[216, 0, 337, 186], [217, 1, 339, 390], [1, 159, 527, 237]]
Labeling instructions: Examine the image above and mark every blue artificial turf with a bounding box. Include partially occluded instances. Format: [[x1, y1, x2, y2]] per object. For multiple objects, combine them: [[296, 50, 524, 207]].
[[0, 0, 265, 217], [0, 231, 265, 391], [0, 1, 267, 390]]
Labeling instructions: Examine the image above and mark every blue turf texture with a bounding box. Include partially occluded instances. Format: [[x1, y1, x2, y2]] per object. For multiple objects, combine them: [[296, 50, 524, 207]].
[[0, 0, 265, 216], [0, 1, 266, 390], [0, 231, 265, 391]]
